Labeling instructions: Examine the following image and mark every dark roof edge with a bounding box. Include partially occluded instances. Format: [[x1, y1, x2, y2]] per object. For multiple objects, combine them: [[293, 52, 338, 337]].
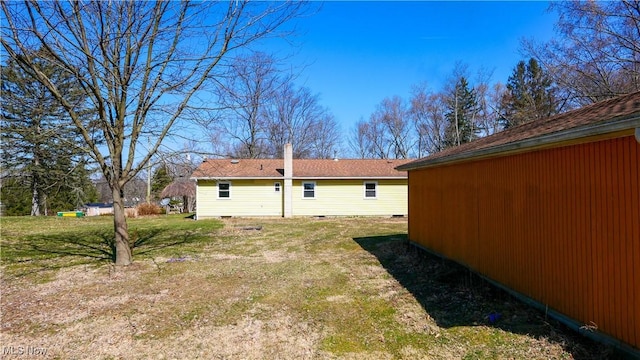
[[397, 115, 640, 171], [190, 176, 408, 181], [190, 176, 283, 181], [291, 176, 407, 180]]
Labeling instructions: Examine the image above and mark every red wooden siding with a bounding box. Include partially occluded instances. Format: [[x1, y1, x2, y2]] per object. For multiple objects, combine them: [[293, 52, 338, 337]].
[[408, 135, 639, 350]]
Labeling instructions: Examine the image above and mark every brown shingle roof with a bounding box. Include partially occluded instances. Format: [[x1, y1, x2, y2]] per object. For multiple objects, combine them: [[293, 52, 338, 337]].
[[398, 91, 640, 171], [191, 158, 410, 179], [191, 159, 283, 179], [293, 159, 409, 178]]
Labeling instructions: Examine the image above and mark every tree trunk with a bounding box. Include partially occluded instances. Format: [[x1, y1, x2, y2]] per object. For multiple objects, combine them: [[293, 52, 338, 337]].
[[455, 90, 460, 146], [31, 153, 40, 216], [187, 196, 195, 213], [43, 193, 48, 216], [30, 183, 40, 216], [112, 185, 132, 265]]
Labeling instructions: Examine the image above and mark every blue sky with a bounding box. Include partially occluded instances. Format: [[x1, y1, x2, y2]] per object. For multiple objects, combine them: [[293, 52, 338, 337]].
[[273, 1, 557, 136]]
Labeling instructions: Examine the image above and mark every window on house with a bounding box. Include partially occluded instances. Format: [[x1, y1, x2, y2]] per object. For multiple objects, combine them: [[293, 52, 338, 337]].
[[364, 182, 377, 198], [302, 182, 315, 198], [218, 182, 230, 198], [274, 182, 281, 192]]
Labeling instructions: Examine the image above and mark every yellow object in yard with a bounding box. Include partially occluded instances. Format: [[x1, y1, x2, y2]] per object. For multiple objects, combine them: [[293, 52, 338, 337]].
[[57, 211, 85, 217]]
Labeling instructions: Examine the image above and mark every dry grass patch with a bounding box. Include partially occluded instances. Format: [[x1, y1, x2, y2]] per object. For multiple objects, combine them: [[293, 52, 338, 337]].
[[1, 216, 614, 359]]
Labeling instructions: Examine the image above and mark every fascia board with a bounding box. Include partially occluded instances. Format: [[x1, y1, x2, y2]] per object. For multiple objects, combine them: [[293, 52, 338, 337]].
[[292, 176, 407, 180], [190, 176, 284, 181], [191, 176, 407, 180], [398, 116, 640, 172]]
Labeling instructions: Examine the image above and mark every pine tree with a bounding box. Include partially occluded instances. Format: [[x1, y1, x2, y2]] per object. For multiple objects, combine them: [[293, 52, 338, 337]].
[[0, 52, 96, 215], [151, 165, 173, 201], [0, 178, 31, 216], [444, 77, 478, 148], [501, 58, 559, 128]]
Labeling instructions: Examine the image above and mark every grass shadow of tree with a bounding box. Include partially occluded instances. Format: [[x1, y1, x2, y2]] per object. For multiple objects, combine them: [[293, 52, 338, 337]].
[[353, 234, 617, 360], [3, 224, 206, 278], [131, 229, 200, 256]]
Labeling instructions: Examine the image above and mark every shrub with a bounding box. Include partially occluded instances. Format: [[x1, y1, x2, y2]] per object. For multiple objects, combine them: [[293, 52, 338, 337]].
[[136, 203, 162, 216], [125, 207, 138, 218]]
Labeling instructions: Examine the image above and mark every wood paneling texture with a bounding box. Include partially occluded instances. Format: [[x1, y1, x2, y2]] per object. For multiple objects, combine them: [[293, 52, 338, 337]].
[[408, 135, 639, 350]]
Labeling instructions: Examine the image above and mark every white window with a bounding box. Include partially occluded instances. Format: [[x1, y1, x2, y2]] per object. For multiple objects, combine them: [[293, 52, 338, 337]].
[[364, 181, 377, 199], [302, 182, 316, 198], [218, 181, 231, 199], [274, 182, 281, 192]]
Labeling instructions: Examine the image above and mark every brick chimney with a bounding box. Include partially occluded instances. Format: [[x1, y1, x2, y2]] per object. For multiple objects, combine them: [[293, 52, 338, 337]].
[[283, 143, 293, 218]]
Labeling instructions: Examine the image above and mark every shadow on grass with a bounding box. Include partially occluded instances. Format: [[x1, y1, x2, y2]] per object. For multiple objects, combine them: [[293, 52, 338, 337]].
[[353, 234, 617, 360], [3, 222, 206, 277]]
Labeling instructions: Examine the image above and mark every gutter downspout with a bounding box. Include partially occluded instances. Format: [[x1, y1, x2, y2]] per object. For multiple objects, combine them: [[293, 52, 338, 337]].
[[284, 143, 293, 218]]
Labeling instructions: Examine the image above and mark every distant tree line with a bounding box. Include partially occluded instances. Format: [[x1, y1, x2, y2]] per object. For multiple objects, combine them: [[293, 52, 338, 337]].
[[203, 2, 639, 160], [349, 57, 560, 159], [1, 0, 637, 222]]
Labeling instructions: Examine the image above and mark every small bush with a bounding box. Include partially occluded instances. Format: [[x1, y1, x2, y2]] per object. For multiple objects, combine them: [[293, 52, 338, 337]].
[[125, 207, 138, 218], [137, 203, 162, 216]]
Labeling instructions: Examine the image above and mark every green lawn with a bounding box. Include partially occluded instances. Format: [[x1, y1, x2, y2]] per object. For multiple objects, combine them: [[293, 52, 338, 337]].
[[1, 214, 222, 277], [0, 215, 610, 359]]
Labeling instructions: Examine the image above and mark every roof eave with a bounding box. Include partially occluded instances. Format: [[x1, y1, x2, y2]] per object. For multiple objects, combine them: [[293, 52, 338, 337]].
[[190, 176, 284, 181], [397, 115, 640, 172], [293, 176, 407, 180], [191, 176, 407, 180]]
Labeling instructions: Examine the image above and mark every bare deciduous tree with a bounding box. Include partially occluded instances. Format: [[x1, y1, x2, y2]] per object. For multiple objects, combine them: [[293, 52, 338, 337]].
[[379, 96, 412, 159], [1, 0, 305, 265], [349, 117, 372, 159], [523, 1, 640, 105], [409, 84, 447, 156], [475, 82, 507, 137], [264, 83, 340, 158], [350, 117, 388, 159], [209, 51, 282, 158], [351, 96, 412, 159], [202, 51, 339, 160], [306, 113, 342, 159], [472, 68, 506, 137]]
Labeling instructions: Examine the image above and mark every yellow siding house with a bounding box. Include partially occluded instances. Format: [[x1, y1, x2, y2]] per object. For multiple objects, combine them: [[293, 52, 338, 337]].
[[191, 144, 410, 218]]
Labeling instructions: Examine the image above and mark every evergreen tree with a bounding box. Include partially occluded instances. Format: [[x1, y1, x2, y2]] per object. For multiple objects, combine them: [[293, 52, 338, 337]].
[[501, 58, 559, 128], [0, 178, 31, 216], [44, 156, 99, 213], [0, 52, 97, 215], [444, 77, 478, 148], [151, 165, 173, 201]]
